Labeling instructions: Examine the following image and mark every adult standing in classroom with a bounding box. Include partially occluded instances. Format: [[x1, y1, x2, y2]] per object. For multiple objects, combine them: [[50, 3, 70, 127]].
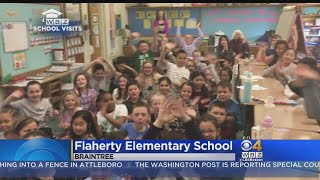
[[153, 10, 169, 39]]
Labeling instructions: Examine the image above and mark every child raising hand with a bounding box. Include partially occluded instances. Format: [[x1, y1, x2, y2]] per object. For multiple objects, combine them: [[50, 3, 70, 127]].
[[176, 22, 204, 57]]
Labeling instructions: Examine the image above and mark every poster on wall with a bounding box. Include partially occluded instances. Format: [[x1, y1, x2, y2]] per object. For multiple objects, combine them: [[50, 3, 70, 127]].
[[168, 11, 179, 19], [2, 22, 29, 52], [13, 52, 27, 69], [144, 19, 151, 29], [186, 19, 197, 29], [146, 11, 156, 19], [136, 11, 145, 19], [180, 10, 190, 18]]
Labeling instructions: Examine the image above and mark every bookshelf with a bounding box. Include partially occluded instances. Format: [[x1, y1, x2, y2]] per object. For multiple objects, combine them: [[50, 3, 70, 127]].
[[63, 3, 85, 63], [299, 5, 320, 48]]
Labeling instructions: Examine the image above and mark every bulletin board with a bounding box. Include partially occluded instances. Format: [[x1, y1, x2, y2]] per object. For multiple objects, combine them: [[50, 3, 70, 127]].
[[201, 6, 283, 43], [128, 7, 201, 36], [0, 3, 64, 79]]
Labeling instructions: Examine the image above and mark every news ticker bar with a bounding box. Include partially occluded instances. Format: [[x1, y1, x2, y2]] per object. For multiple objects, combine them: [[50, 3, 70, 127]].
[[0, 161, 319, 178], [72, 153, 236, 161]]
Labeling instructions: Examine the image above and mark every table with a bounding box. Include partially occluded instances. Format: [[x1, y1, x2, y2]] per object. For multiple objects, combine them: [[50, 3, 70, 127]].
[[238, 62, 320, 180], [237, 61, 320, 139]]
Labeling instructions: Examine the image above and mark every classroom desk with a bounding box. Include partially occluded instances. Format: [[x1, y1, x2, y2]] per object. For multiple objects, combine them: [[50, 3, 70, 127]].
[[237, 61, 320, 139]]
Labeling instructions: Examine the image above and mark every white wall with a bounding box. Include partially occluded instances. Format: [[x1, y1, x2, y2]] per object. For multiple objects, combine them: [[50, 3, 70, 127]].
[[99, 3, 129, 60], [99, 3, 111, 60]]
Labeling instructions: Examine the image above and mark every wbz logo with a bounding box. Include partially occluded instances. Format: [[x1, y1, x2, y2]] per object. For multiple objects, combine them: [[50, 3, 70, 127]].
[[241, 140, 263, 159], [46, 19, 69, 26], [242, 152, 263, 159], [41, 9, 69, 25]]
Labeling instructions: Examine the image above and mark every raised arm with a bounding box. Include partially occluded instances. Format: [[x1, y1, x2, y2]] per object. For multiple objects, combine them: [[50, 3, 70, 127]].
[[82, 57, 106, 72], [256, 43, 273, 64], [194, 22, 204, 48], [151, 30, 159, 53], [143, 100, 175, 140], [159, 45, 169, 66], [295, 64, 320, 81], [128, 35, 137, 54], [167, 52, 176, 64], [176, 26, 184, 48], [288, 24, 298, 50], [104, 57, 117, 76], [171, 100, 203, 140], [261, 64, 276, 77], [122, 64, 139, 77], [1, 90, 24, 109]]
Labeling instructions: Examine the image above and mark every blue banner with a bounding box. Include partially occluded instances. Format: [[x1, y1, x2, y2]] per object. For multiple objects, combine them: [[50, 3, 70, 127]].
[[0, 139, 319, 177], [2, 139, 320, 161]]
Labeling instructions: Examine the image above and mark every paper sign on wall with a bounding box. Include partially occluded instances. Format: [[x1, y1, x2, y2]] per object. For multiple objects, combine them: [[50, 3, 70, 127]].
[[13, 52, 27, 69], [180, 10, 190, 18], [168, 11, 179, 19], [174, 19, 184, 27], [186, 19, 197, 29], [136, 11, 145, 19], [144, 19, 151, 29], [146, 11, 156, 19]]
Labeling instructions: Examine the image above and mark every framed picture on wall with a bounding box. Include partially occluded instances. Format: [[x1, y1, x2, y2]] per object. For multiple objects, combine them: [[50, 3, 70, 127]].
[[13, 52, 27, 70]]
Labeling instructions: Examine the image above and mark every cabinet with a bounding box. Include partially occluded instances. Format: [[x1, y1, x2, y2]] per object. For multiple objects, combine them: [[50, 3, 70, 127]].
[[42, 79, 63, 104]]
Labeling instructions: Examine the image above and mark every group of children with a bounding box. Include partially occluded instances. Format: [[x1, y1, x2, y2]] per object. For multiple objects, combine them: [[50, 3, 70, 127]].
[[0, 23, 251, 143], [0, 18, 319, 179]]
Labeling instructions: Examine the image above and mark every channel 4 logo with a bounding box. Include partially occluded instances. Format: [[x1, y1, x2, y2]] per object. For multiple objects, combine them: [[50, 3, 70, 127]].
[[46, 18, 69, 26]]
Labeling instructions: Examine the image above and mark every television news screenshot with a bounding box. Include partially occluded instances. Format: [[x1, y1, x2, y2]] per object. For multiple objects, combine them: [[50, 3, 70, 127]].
[[0, 2, 320, 180]]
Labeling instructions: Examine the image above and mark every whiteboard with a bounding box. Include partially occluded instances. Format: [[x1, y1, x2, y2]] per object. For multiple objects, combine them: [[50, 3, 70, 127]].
[[2, 22, 28, 52], [275, 8, 296, 40]]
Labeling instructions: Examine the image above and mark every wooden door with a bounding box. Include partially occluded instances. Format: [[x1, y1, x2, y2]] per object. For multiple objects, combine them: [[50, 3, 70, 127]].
[[88, 3, 102, 60]]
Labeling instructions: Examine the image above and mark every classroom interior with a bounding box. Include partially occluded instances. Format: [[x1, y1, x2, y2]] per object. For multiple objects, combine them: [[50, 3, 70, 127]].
[[0, 3, 320, 179], [0, 3, 320, 134]]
